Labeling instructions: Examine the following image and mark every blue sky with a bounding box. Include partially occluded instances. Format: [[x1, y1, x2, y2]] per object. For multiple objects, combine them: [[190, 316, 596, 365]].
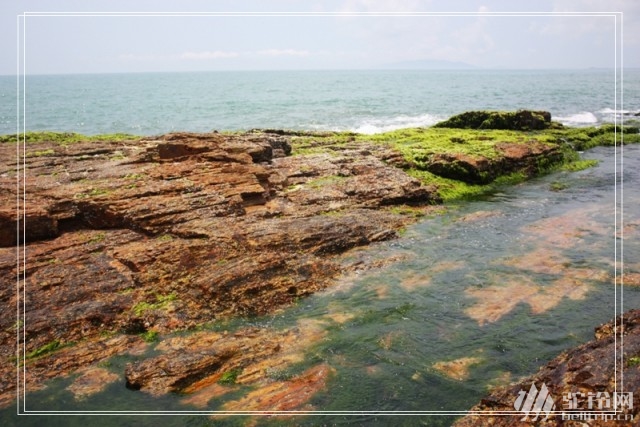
[[2, 0, 639, 74]]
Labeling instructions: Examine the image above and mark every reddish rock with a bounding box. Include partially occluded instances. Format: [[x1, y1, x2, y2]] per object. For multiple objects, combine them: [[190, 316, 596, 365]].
[[222, 364, 334, 412], [425, 152, 493, 184], [67, 367, 120, 400], [422, 140, 562, 184], [454, 309, 640, 426], [0, 128, 571, 409], [0, 131, 439, 406], [125, 318, 327, 396]]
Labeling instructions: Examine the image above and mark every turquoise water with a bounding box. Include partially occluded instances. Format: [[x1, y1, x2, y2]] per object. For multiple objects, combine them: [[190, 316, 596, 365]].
[[3, 145, 638, 426], [1, 69, 639, 425], [2, 69, 639, 135]]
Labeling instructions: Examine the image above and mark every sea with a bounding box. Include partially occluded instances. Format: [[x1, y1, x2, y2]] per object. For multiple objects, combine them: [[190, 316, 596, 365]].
[[1, 68, 639, 136], [2, 69, 640, 425]]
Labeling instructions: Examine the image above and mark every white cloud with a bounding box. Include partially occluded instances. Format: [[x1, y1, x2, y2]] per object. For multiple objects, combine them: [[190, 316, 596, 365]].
[[453, 15, 494, 54], [541, 0, 640, 46], [117, 53, 162, 61], [180, 51, 240, 60], [338, 0, 429, 13], [551, 0, 640, 13], [257, 49, 310, 56]]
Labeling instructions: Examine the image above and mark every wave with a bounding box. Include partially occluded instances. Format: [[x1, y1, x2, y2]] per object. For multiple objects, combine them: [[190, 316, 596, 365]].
[[598, 108, 638, 115], [348, 113, 444, 134], [555, 112, 598, 126], [598, 108, 640, 123]]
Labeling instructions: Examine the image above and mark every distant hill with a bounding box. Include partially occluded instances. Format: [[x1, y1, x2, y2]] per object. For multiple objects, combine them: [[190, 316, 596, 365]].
[[380, 59, 478, 70]]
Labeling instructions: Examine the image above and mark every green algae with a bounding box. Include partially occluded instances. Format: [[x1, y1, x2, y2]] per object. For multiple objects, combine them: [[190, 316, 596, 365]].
[[306, 174, 348, 188], [218, 368, 242, 385], [24, 339, 76, 362], [432, 110, 556, 131], [408, 169, 528, 202], [0, 131, 139, 145], [549, 182, 570, 192], [559, 159, 599, 172], [288, 116, 637, 202], [5, 115, 637, 205], [140, 330, 159, 343], [364, 127, 554, 160], [27, 148, 55, 157], [548, 124, 640, 151], [290, 132, 356, 155], [26, 340, 61, 359], [132, 292, 178, 317]]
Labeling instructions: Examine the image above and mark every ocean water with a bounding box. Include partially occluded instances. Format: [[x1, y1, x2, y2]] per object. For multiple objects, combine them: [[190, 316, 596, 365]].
[[4, 145, 639, 425], [1, 69, 639, 424], [1, 69, 639, 136]]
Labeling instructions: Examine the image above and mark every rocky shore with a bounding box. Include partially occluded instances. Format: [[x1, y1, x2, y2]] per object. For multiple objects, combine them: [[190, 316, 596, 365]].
[[0, 111, 637, 413], [454, 309, 640, 426], [0, 129, 440, 405]]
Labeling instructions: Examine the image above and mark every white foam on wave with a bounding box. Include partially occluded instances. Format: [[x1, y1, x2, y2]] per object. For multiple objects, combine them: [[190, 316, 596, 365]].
[[555, 112, 598, 126], [351, 113, 443, 134], [598, 108, 633, 115]]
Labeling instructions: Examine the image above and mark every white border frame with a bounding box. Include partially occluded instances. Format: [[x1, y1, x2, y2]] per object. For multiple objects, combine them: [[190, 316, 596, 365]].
[[14, 10, 626, 419]]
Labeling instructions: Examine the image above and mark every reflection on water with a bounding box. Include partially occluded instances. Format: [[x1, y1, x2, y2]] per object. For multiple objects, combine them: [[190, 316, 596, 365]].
[[4, 146, 640, 426]]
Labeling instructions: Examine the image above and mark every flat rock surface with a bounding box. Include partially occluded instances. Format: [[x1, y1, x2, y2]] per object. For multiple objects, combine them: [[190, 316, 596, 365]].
[[0, 127, 597, 410], [0, 131, 440, 405]]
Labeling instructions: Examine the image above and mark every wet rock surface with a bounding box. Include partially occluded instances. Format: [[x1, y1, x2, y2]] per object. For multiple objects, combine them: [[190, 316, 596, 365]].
[[0, 125, 605, 410], [422, 140, 563, 184], [454, 309, 640, 426], [0, 130, 440, 405]]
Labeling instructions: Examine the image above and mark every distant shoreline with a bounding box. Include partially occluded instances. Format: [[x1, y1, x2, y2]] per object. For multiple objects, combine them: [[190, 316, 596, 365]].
[[3, 66, 638, 78]]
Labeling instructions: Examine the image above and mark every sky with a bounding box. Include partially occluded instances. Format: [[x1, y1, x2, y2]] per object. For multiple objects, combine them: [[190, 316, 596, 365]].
[[2, 0, 639, 74]]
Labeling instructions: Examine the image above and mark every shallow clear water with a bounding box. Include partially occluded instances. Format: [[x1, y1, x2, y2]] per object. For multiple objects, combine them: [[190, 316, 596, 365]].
[[2, 69, 639, 135], [2, 67, 638, 425], [3, 144, 638, 426]]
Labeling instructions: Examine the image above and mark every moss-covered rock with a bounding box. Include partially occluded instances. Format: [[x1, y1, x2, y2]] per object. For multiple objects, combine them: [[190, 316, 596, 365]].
[[433, 110, 556, 131], [289, 115, 636, 200], [0, 131, 139, 144], [548, 123, 640, 150]]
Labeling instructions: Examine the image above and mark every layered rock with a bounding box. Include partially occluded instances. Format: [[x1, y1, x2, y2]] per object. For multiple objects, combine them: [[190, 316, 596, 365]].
[[454, 309, 640, 426], [0, 123, 598, 409], [0, 130, 439, 405], [418, 140, 563, 184]]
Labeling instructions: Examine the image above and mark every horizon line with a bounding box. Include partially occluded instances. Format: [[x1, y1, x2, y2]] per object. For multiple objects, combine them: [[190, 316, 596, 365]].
[[2, 66, 633, 78]]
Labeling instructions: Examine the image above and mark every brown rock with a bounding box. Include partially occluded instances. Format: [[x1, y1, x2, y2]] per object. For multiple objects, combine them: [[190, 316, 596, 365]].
[[0, 130, 435, 406], [125, 318, 327, 396], [418, 140, 562, 184], [223, 364, 334, 412], [453, 309, 640, 426], [425, 152, 493, 184], [67, 367, 120, 400]]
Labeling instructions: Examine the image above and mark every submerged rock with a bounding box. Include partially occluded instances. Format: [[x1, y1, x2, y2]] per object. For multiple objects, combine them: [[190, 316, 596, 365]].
[[433, 356, 483, 381], [222, 363, 334, 412], [67, 367, 119, 400], [124, 319, 327, 397], [454, 309, 640, 426], [0, 122, 614, 410], [0, 130, 438, 405]]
